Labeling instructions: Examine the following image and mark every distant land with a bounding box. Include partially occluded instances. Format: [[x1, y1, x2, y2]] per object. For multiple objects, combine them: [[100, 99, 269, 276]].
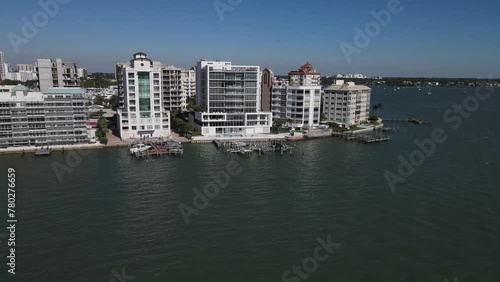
[[321, 77, 500, 87], [2, 73, 500, 89]]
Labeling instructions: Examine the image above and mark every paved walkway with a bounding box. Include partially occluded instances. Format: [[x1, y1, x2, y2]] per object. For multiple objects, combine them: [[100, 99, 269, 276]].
[[0, 143, 106, 155], [172, 133, 190, 143], [106, 131, 128, 146]]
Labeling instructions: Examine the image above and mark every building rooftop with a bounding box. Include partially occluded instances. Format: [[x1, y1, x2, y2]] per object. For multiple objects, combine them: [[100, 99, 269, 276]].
[[324, 84, 371, 91], [288, 62, 320, 76], [12, 84, 30, 91], [43, 87, 86, 94]]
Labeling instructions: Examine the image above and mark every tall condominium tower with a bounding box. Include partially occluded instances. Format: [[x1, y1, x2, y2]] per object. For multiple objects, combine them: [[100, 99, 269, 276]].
[[0, 51, 5, 80], [181, 68, 196, 99], [286, 62, 322, 129], [35, 58, 80, 91], [115, 53, 173, 140], [194, 60, 272, 136]]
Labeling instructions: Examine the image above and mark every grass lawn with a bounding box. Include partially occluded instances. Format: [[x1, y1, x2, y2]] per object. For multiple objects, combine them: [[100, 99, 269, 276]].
[[350, 126, 365, 131]]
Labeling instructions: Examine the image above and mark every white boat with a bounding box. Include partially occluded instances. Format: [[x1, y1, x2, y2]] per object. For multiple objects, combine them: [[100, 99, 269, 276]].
[[129, 144, 152, 154], [427, 86, 432, 95]]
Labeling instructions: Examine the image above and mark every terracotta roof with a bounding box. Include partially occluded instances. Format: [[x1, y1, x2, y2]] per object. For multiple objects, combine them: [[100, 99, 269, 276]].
[[288, 62, 320, 75], [301, 62, 314, 70]]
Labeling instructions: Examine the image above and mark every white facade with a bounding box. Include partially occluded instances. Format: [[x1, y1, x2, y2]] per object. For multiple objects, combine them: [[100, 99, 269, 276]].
[[286, 85, 322, 128], [0, 51, 5, 80], [17, 64, 35, 72], [194, 60, 272, 136], [161, 65, 185, 111], [36, 58, 80, 91], [181, 68, 196, 99], [116, 53, 171, 140], [270, 79, 288, 119], [10, 71, 38, 82], [285, 63, 322, 129], [0, 86, 90, 147], [77, 68, 88, 80], [323, 83, 371, 126]]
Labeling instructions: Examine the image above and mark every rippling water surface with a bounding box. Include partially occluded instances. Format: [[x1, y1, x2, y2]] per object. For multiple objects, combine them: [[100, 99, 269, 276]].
[[0, 87, 499, 281]]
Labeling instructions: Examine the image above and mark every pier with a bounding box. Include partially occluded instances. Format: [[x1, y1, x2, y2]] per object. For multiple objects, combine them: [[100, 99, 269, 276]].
[[129, 139, 184, 159], [333, 131, 392, 144], [214, 140, 294, 156], [382, 117, 431, 125]]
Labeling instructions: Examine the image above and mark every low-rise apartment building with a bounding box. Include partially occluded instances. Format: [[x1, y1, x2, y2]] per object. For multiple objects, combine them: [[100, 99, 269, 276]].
[[322, 80, 371, 126]]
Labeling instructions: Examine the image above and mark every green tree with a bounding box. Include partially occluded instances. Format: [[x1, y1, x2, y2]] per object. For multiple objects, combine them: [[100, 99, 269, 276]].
[[372, 103, 383, 117], [272, 119, 285, 130], [95, 111, 109, 144], [109, 95, 119, 111], [0, 79, 21, 85], [94, 96, 108, 107]]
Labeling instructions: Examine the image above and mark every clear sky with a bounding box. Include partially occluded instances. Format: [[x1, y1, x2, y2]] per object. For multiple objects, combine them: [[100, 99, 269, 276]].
[[1, 0, 499, 77]]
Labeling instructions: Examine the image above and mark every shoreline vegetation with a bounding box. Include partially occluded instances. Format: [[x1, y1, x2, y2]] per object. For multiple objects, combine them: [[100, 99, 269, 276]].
[[320, 77, 500, 87], [2, 76, 500, 90]]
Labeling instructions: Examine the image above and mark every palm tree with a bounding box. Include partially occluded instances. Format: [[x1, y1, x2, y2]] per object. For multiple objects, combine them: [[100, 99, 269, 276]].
[[372, 105, 379, 117], [372, 103, 384, 117], [376, 103, 383, 117]]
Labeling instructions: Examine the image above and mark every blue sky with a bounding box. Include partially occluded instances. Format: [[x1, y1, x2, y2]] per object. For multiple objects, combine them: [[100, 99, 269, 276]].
[[1, 0, 499, 77]]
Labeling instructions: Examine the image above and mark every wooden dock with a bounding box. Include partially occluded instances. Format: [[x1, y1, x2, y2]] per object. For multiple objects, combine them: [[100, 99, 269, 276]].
[[214, 140, 294, 156], [333, 132, 392, 144], [130, 140, 184, 159], [382, 117, 431, 125]]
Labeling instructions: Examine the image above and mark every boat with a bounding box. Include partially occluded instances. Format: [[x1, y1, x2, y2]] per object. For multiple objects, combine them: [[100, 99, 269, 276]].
[[379, 126, 394, 132], [427, 86, 432, 95], [35, 146, 52, 156], [129, 143, 152, 154]]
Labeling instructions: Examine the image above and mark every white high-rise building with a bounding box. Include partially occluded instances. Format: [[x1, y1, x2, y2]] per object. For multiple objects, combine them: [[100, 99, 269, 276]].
[[0, 51, 6, 80], [161, 65, 184, 112], [285, 62, 322, 129], [194, 60, 272, 136], [323, 80, 371, 126], [77, 68, 88, 80], [181, 68, 196, 99], [35, 58, 80, 91], [115, 53, 171, 140], [17, 64, 36, 72]]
